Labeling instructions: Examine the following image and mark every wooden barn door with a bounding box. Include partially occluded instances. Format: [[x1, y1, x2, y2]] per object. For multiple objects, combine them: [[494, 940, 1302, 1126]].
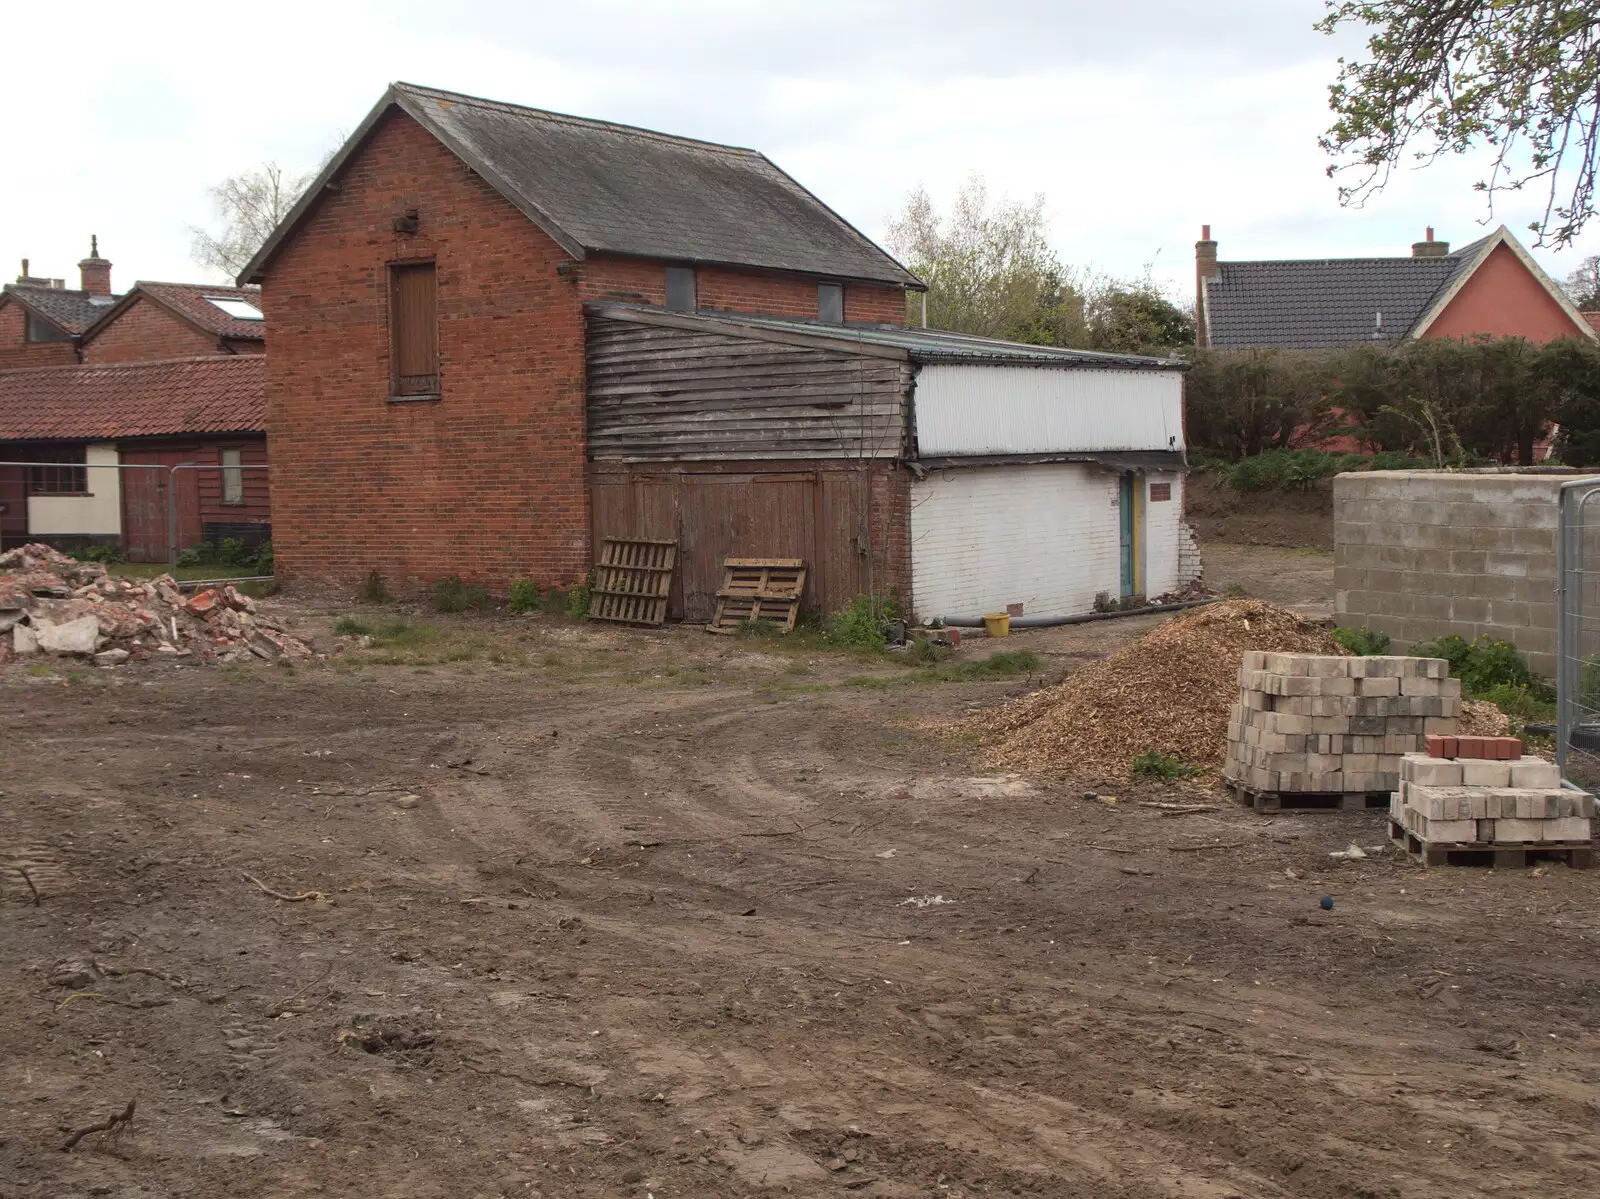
[[119, 449, 202, 563], [678, 472, 816, 622]]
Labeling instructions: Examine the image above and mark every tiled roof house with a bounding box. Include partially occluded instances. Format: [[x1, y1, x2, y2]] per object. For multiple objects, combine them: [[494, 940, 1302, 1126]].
[[1195, 225, 1595, 349]]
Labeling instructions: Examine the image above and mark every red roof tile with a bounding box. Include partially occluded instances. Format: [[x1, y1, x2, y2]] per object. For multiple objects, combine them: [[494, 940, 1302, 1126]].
[[132, 282, 265, 340], [81, 281, 266, 346], [0, 356, 263, 441]]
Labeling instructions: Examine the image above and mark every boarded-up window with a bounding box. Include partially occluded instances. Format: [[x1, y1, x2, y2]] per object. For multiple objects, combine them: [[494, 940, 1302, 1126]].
[[1149, 481, 1172, 502], [817, 283, 844, 324], [665, 266, 696, 312], [221, 448, 244, 504], [389, 262, 439, 396]]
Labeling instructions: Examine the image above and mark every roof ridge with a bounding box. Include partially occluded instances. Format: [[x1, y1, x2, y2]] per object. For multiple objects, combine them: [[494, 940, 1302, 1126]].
[[0, 355, 260, 379], [135, 280, 261, 292], [1220, 256, 1459, 268], [5, 282, 95, 297], [392, 81, 765, 158]]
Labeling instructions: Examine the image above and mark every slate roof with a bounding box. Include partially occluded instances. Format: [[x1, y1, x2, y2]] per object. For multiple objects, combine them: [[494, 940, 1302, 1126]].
[[588, 303, 1187, 371], [83, 282, 266, 346], [1, 283, 117, 336], [243, 82, 922, 290], [1201, 229, 1561, 349], [0, 356, 264, 441]]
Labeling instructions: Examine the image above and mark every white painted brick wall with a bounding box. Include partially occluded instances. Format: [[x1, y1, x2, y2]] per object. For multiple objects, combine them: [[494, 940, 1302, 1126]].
[[910, 463, 1184, 617], [1144, 471, 1182, 597]]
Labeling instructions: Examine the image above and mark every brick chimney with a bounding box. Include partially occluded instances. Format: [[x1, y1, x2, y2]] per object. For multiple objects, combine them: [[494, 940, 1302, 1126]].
[[1195, 224, 1219, 347], [1411, 226, 1450, 258], [78, 235, 112, 295]]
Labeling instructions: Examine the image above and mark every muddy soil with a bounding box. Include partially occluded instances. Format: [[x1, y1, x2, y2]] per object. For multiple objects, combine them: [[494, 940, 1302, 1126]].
[[1200, 544, 1335, 620], [3, 592, 1598, 1198], [1187, 473, 1333, 550]]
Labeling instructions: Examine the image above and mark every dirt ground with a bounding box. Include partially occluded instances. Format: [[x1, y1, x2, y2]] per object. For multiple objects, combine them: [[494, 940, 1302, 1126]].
[[1186, 474, 1333, 551], [1200, 545, 1335, 620], [4, 558, 1599, 1198]]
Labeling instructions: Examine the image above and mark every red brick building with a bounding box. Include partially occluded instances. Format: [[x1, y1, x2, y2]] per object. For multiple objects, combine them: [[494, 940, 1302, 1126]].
[[241, 82, 923, 595], [0, 357, 267, 557], [1195, 224, 1595, 349], [0, 246, 269, 556], [0, 243, 119, 370]]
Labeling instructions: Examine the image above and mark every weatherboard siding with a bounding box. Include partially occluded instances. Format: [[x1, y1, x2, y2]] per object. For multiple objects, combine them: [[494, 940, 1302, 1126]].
[[586, 317, 911, 461], [910, 364, 1184, 457]]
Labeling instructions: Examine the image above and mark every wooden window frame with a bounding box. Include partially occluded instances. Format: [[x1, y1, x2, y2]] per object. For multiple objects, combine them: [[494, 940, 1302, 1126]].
[[388, 259, 440, 401], [25, 312, 72, 344], [28, 454, 89, 496], [817, 282, 844, 324], [220, 447, 245, 505], [664, 266, 696, 312]]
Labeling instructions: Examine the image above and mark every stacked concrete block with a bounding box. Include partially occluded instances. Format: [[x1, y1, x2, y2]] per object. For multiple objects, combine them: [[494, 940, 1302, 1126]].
[[1391, 751, 1595, 848], [1224, 653, 1460, 795]]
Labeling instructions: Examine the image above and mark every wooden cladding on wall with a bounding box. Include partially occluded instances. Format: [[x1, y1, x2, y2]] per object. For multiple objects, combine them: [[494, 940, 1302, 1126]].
[[585, 317, 911, 461]]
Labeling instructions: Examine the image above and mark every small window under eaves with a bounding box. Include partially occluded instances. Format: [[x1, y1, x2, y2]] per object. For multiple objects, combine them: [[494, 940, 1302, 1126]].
[[664, 266, 696, 312], [817, 283, 844, 324], [204, 296, 264, 321]]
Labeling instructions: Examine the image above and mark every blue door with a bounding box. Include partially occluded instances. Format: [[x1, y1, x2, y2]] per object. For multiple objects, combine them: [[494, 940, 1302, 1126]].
[[1118, 473, 1135, 596]]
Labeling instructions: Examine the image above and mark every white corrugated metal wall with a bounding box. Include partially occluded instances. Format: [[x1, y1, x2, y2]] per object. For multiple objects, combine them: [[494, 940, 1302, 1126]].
[[911, 364, 1183, 456], [909, 465, 1183, 618]]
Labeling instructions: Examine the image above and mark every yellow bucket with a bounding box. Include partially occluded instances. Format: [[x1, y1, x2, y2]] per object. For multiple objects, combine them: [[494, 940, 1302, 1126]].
[[982, 613, 1011, 638]]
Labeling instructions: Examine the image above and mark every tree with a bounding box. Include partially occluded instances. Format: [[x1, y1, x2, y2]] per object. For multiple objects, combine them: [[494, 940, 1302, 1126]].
[[1183, 349, 1333, 458], [885, 176, 1088, 345], [1085, 281, 1196, 353], [1566, 254, 1600, 307], [189, 162, 315, 281], [1318, 1, 1600, 247]]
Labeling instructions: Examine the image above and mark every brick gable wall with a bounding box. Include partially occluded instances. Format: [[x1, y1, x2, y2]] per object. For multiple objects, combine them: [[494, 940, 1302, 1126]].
[[0, 300, 78, 369], [263, 107, 591, 591], [81, 296, 219, 363]]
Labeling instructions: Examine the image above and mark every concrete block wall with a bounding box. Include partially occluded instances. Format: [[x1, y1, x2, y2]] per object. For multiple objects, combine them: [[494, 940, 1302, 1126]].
[[1334, 470, 1571, 677]]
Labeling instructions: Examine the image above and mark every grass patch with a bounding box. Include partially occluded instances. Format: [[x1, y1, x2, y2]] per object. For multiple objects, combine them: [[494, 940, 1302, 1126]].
[[843, 675, 895, 689], [930, 650, 1041, 682], [332, 615, 374, 637], [433, 575, 488, 613], [1331, 625, 1391, 656], [1131, 750, 1203, 781]]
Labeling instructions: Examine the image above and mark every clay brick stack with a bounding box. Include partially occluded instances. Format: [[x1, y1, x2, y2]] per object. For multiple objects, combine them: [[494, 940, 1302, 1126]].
[[1391, 738, 1594, 863], [1224, 653, 1460, 797]]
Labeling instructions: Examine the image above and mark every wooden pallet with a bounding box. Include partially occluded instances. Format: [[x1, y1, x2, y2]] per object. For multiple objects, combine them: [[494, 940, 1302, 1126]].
[[707, 558, 807, 634], [587, 538, 677, 627], [1222, 779, 1391, 813], [1387, 819, 1594, 868]]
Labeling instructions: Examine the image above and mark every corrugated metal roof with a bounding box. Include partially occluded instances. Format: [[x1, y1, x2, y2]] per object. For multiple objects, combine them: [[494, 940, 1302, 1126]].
[[244, 83, 923, 290], [586, 303, 1187, 370], [0, 356, 264, 441]]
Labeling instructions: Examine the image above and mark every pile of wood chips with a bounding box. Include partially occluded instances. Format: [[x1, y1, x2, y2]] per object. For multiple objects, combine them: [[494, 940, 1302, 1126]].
[[1459, 698, 1512, 738], [973, 599, 1345, 781]]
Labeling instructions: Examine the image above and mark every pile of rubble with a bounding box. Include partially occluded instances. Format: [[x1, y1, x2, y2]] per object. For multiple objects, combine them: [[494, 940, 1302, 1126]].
[[0, 543, 310, 666]]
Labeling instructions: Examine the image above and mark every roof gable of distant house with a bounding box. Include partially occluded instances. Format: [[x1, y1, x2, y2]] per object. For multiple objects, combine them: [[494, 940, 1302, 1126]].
[[1201, 226, 1593, 349], [81, 282, 266, 348], [0, 282, 117, 337], [240, 82, 924, 291]]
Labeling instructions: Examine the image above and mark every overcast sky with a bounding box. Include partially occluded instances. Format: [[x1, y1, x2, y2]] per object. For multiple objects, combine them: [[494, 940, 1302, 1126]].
[[7, 1, 1594, 302]]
